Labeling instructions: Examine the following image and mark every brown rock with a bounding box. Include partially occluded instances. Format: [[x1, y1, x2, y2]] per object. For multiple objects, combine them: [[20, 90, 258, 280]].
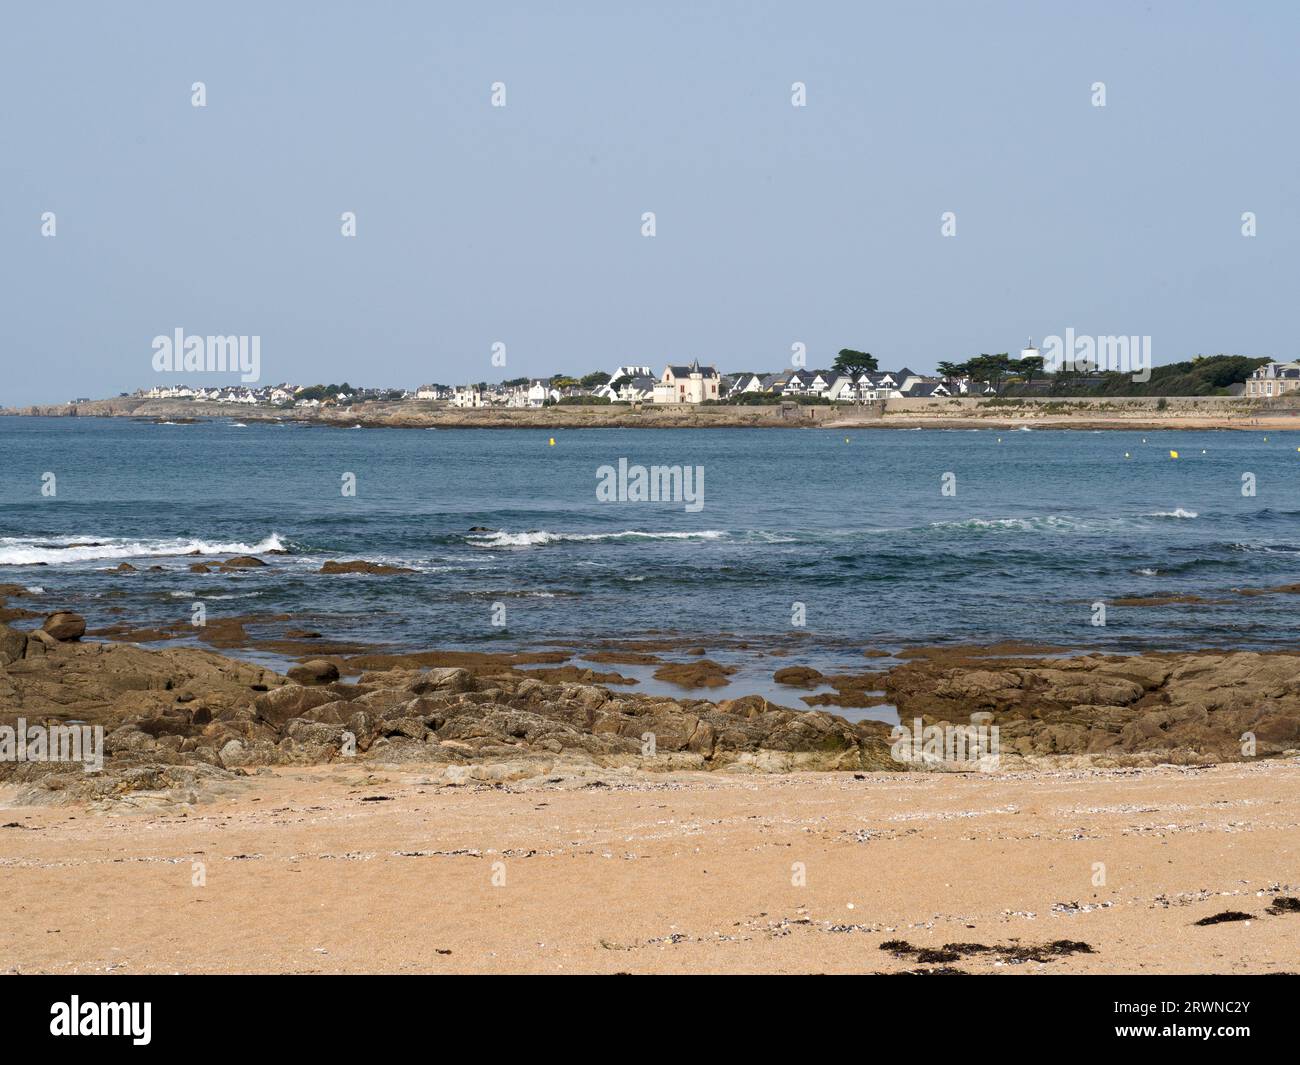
[[0, 622, 27, 665], [220, 556, 266, 569], [253, 685, 344, 728], [652, 659, 736, 689], [774, 665, 824, 688], [319, 560, 416, 575], [287, 659, 340, 686], [43, 611, 86, 641]]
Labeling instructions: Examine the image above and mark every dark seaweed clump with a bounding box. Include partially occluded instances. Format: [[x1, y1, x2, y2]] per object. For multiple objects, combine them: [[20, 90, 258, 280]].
[[1194, 911, 1255, 926], [879, 938, 1094, 966]]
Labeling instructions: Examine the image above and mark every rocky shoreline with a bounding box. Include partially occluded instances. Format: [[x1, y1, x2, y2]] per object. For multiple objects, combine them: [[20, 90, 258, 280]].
[[4, 394, 1294, 431], [4, 603, 1297, 808]]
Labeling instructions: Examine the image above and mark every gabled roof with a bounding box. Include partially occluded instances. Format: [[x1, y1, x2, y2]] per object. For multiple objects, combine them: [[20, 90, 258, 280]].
[[904, 382, 949, 397]]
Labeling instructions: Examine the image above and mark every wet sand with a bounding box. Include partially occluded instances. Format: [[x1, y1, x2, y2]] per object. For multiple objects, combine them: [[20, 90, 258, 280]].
[[3, 760, 1297, 974]]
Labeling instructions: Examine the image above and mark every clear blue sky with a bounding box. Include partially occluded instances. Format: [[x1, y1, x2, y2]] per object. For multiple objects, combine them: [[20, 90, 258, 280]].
[[2, 0, 1296, 404]]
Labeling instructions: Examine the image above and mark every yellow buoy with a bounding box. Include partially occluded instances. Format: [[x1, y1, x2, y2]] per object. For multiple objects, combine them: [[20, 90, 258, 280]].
[[1169, 450, 1179, 459], [548, 437, 555, 446], [844, 437, 850, 443]]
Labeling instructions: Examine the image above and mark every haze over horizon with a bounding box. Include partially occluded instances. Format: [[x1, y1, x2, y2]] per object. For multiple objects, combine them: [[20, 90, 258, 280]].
[[2, 0, 1297, 406]]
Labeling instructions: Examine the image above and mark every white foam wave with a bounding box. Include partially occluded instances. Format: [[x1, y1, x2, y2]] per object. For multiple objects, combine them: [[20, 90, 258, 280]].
[[468, 529, 727, 548], [0, 532, 286, 566], [1144, 508, 1198, 519], [929, 516, 1086, 532]]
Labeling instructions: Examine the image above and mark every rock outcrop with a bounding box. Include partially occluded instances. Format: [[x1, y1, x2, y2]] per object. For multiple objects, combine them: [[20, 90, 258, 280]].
[[319, 560, 416, 575], [885, 650, 1300, 763], [0, 637, 898, 804], [5, 634, 1300, 805]]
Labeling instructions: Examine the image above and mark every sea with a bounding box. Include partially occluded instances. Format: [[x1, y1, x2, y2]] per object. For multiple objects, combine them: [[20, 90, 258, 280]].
[[1, 416, 1298, 708]]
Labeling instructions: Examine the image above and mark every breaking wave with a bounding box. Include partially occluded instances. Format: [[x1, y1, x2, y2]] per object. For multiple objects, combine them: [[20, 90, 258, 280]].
[[468, 529, 727, 548], [0, 533, 287, 566]]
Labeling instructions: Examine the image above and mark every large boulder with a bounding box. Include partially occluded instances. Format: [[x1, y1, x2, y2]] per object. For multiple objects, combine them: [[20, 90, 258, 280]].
[[287, 659, 340, 686], [253, 685, 345, 728], [43, 612, 86, 641], [219, 556, 266, 570], [774, 665, 824, 688], [406, 667, 475, 694]]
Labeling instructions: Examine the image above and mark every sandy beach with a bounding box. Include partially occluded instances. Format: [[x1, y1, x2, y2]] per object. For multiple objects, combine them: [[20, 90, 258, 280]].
[[3, 761, 1297, 974]]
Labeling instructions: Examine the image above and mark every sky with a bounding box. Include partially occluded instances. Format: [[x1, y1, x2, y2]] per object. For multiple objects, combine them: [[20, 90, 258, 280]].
[[1, 0, 1297, 405]]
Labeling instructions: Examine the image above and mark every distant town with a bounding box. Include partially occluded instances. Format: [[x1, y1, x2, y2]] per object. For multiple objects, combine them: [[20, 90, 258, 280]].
[[64, 347, 1286, 409]]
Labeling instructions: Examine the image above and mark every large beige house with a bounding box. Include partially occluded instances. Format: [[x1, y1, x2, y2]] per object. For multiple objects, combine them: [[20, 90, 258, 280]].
[[1246, 361, 1300, 398], [652, 360, 720, 403]]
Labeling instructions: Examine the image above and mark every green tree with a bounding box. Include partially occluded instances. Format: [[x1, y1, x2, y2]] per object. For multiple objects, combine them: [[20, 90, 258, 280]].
[[833, 349, 879, 376], [1012, 354, 1044, 390], [966, 353, 1013, 395], [580, 371, 611, 388]]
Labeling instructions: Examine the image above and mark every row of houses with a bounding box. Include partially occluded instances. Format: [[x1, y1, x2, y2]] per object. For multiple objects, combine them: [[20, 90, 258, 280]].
[[141, 383, 302, 404], [586, 362, 993, 404], [417, 381, 566, 408], [137, 383, 410, 407], [134, 360, 998, 410], [411, 362, 997, 407], [722, 366, 995, 402]]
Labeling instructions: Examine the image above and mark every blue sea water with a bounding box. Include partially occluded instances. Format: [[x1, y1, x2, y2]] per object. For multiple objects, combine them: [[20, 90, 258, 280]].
[[1, 417, 1298, 675]]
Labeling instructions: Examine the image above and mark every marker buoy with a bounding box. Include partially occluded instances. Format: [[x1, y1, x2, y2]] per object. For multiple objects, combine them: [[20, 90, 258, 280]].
[[1169, 450, 1179, 459], [548, 437, 555, 446]]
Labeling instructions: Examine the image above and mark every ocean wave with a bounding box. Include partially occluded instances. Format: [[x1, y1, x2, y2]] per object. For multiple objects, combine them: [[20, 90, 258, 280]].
[[928, 512, 1204, 534], [927, 515, 1102, 532], [468, 529, 727, 548], [1232, 541, 1300, 556], [0, 532, 286, 566]]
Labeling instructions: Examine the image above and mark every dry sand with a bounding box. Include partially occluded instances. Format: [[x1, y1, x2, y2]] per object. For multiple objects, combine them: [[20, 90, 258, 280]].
[[2, 760, 1297, 974]]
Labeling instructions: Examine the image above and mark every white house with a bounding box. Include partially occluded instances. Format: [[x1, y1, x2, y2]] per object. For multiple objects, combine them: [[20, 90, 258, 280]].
[[1246, 361, 1300, 398], [615, 375, 658, 402], [653, 360, 721, 403], [724, 373, 765, 398], [527, 380, 559, 407], [783, 369, 835, 395], [452, 386, 484, 408]]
